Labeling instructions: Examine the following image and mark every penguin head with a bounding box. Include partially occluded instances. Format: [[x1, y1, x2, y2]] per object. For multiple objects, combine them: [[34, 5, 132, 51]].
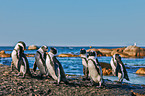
[[88, 51, 96, 57], [80, 49, 86, 54], [114, 54, 121, 62], [41, 45, 48, 52], [50, 47, 57, 54], [18, 41, 26, 50], [15, 41, 26, 50]]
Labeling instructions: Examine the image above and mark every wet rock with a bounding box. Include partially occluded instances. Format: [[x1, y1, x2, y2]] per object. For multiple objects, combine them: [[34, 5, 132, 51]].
[[87, 45, 145, 58], [58, 54, 79, 57], [123, 45, 145, 57], [28, 45, 38, 50], [131, 89, 145, 96], [102, 68, 112, 75], [136, 68, 145, 75], [26, 54, 35, 57], [112, 47, 126, 53], [0, 50, 5, 54], [111, 50, 130, 58], [0, 50, 11, 57], [100, 62, 111, 69], [98, 49, 112, 55]]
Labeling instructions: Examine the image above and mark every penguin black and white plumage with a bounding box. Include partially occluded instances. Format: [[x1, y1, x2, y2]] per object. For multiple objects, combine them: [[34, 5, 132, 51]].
[[46, 47, 68, 84], [80, 49, 89, 79], [11, 41, 31, 77], [11, 41, 26, 71], [33, 45, 48, 77], [87, 51, 103, 87], [110, 54, 129, 82], [17, 46, 32, 77]]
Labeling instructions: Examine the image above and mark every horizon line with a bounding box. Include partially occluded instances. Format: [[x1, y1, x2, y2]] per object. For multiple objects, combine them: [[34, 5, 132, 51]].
[[0, 44, 145, 47]]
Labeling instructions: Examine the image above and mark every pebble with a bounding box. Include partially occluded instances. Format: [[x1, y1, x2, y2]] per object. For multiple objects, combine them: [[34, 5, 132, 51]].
[[131, 89, 145, 96], [29, 93, 35, 96], [18, 86, 24, 90]]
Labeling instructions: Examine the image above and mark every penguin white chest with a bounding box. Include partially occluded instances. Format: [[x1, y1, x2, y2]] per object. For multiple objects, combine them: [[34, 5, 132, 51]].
[[88, 61, 100, 81], [82, 59, 88, 67], [46, 55, 58, 80], [11, 50, 19, 68]]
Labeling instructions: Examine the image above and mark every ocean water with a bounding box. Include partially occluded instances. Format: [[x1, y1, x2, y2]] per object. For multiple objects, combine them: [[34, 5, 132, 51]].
[[0, 46, 145, 85]]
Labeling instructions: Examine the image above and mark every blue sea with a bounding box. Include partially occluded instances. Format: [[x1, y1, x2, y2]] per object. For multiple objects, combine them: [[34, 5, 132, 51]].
[[0, 46, 145, 85]]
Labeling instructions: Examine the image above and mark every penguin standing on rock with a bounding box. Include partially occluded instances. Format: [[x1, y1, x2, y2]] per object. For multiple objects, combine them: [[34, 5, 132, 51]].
[[46, 47, 68, 85], [110, 54, 129, 82], [33, 45, 48, 78], [80, 49, 89, 80], [11, 41, 31, 77], [17, 46, 32, 77], [11, 41, 26, 71], [87, 51, 103, 88]]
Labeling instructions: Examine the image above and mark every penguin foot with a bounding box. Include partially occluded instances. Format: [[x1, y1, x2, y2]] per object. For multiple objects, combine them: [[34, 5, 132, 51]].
[[116, 80, 122, 84], [57, 81, 60, 85], [39, 74, 43, 79], [29, 74, 33, 78], [64, 80, 69, 85], [82, 77, 90, 81], [19, 76, 25, 79], [11, 68, 14, 72], [33, 68, 36, 72], [27, 73, 33, 78], [16, 73, 21, 77], [22, 74, 26, 78], [96, 85, 103, 88], [56, 84, 60, 86]]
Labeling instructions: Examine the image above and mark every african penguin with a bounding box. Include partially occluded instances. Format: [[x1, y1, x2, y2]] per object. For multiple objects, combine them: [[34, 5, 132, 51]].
[[11, 41, 31, 77], [80, 48, 89, 80], [11, 41, 26, 71], [110, 54, 129, 82], [33, 45, 48, 78], [87, 51, 103, 88], [17, 46, 32, 77], [46, 47, 68, 84]]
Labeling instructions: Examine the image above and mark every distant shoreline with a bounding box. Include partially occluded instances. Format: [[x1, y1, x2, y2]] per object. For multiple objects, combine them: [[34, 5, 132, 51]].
[[1, 45, 145, 47]]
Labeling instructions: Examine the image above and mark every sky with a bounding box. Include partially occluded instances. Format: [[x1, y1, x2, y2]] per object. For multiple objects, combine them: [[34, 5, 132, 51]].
[[0, 0, 145, 46]]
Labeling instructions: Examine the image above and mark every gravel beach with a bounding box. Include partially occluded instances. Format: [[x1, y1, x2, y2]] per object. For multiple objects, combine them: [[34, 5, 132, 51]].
[[0, 64, 145, 96]]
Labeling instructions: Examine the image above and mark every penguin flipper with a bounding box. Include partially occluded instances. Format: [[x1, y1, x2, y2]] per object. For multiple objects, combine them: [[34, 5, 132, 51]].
[[122, 64, 130, 81], [33, 61, 37, 72], [115, 63, 120, 76], [125, 76, 130, 81], [89, 59, 101, 75], [53, 56, 67, 83], [18, 57, 22, 72], [124, 70, 130, 81]]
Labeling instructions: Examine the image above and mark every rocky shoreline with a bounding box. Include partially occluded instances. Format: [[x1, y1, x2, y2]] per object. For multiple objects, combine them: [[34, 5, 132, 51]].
[[1, 45, 145, 58], [0, 64, 145, 96]]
